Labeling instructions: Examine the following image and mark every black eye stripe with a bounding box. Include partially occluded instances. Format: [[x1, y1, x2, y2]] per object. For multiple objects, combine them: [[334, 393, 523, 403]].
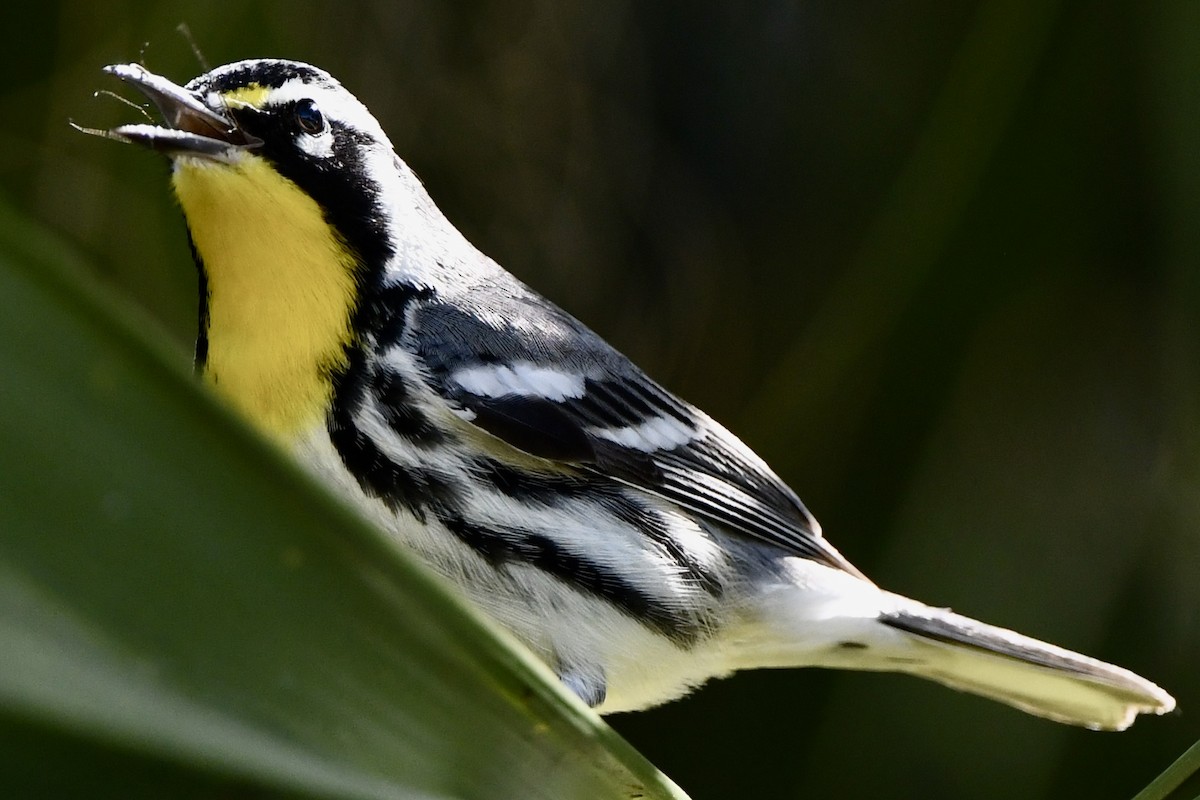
[[294, 99, 326, 135]]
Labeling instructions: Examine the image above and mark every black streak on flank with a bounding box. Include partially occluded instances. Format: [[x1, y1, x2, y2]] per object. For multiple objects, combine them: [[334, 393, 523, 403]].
[[328, 415, 459, 521], [473, 457, 725, 597], [372, 368, 445, 446], [329, 277, 449, 518], [440, 515, 701, 645], [473, 458, 591, 505], [330, 340, 458, 520]]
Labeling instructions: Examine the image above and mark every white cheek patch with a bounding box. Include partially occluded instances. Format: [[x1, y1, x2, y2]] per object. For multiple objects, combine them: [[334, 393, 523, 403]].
[[296, 130, 335, 159]]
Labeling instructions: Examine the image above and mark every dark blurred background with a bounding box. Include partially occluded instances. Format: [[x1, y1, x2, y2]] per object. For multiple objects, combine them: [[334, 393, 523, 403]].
[[4, 0, 1197, 797]]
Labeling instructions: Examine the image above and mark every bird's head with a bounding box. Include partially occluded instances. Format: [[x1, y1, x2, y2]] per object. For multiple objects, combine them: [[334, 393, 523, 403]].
[[88, 59, 421, 439], [99, 59, 403, 276]]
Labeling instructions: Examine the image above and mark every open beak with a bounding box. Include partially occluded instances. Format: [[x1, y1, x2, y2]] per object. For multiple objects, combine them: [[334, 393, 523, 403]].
[[87, 63, 262, 161]]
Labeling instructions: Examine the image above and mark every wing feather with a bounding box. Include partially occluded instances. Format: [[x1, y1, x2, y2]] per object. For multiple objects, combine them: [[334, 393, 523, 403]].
[[407, 291, 862, 577]]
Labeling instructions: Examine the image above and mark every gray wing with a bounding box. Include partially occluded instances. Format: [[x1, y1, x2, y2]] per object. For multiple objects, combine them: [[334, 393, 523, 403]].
[[410, 288, 861, 577]]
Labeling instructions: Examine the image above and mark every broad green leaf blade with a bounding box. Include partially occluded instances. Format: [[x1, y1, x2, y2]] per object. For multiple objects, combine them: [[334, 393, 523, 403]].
[[0, 198, 688, 800]]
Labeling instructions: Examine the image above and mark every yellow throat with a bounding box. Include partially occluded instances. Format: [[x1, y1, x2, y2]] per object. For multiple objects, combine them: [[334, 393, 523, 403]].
[[172, 154, 359, 443]]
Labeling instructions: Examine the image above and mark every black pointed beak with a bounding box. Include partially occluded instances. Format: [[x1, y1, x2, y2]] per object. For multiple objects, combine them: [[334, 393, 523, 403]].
[[95, 63, 262, 160]]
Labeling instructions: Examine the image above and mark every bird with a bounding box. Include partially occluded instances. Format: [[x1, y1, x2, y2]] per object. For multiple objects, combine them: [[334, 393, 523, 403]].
[[85, 58, 1175, 730]]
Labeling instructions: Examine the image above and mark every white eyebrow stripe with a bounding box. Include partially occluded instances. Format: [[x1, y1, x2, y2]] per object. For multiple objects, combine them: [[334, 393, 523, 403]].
[[588, 415, 698, 451], [450, 363, 587, 401]]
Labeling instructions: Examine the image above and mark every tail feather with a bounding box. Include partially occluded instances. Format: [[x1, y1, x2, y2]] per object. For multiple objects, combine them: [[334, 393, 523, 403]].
[[880, 606, 1176, 731]]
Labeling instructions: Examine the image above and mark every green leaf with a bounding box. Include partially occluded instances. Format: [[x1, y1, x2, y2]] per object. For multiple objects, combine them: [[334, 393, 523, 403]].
[[1132, 738, 1200, 800], [0, 196, 687, 800]]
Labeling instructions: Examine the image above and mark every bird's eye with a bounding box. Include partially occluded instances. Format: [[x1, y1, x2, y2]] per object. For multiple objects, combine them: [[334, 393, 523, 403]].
[[294, 100, 326, 135]]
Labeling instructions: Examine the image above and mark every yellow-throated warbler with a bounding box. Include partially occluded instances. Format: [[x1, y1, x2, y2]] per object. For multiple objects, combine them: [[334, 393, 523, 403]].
[[87, 60, 1174, 729]]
